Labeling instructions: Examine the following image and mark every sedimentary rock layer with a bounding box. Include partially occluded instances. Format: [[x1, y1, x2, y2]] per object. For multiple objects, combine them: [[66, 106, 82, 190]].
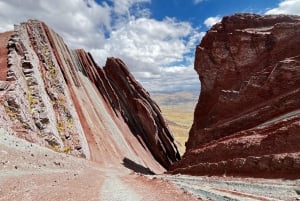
[[170, 13, 300, 178], [0, 20, 180, 172]]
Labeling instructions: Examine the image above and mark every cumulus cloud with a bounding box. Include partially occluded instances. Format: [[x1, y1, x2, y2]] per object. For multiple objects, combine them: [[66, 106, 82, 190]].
[[94, 18, 195, 65], [91, 17, 204, 92], [265, 0, 300, 15], [0, 0, 203, 92], [0, 0, 110, 49], [203, 16, 221, 28]]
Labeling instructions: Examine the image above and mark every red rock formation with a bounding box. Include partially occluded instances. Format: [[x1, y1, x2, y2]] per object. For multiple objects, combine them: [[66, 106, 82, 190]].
[[170, 14, 300, 178], [0, 20, 180, 172], [103, 58, 181, 168], [74, 50, 181, 168], [0, 31, 13, 81]]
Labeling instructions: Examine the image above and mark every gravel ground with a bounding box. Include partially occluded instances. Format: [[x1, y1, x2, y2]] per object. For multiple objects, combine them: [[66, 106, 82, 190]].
[[152, 174, 300, 201]]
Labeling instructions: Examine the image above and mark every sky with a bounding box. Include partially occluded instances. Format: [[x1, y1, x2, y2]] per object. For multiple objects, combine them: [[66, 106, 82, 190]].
[[0, 0, 299, 93]]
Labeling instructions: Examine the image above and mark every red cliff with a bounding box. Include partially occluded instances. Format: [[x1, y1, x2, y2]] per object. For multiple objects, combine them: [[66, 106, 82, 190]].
[[170, 13, 300, 178]]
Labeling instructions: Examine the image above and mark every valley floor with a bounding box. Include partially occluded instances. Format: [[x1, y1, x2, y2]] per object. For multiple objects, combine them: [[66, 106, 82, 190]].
[[0, 129, 197, 201], [1, 129, 299, 201]]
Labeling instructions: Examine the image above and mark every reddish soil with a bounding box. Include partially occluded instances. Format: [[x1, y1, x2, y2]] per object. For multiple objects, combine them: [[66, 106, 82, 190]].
[[0, 130, 199, 201]]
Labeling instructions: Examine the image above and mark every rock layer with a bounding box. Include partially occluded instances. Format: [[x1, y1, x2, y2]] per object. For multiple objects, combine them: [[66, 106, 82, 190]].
[[170, 14, 300, 178], [0, 20, 180, 172]]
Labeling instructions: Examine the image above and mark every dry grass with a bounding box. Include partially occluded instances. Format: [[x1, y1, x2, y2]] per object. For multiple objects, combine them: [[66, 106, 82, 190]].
[[152, 91, 198, 155], [160, 105, 194, 155]]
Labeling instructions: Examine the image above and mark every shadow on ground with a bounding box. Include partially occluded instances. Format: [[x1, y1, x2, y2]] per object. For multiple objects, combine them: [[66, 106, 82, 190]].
[[122, 157, 155, 175]]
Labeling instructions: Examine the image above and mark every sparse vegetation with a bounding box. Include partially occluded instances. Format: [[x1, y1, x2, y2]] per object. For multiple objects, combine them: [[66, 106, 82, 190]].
[[29, 107, 34, 114], [26, 89, 38, 109], [63, 145, 71, 154], [49, 68, 57, 78], [4, 105, 18, 120], [66, 118, 73, 129], [160, 106, 194, 155], [21, 122, 30, 129], [50, 144, 60, 152], [58, 94, 65, 104], [56, 121, 64, 132], [152, 91, 198, 155]]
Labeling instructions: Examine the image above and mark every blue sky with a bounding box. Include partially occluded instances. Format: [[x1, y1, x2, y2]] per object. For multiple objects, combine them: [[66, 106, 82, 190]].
[[149, 0, 280, 27], [0, 0, 299, 92]]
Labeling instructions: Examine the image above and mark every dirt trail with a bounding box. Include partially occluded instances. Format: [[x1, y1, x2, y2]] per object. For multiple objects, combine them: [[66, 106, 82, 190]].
[[0, 129, 198, 201], [100, 169, 142, 201]]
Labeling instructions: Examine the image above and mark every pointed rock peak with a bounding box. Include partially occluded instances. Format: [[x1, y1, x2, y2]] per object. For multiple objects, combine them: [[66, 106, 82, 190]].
[[105, 57, 129, 72]]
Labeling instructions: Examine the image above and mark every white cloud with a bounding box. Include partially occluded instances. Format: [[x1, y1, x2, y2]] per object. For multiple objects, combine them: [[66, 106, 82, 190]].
[[203, 16, 221, 28], [0, 0, 110, 49], [112, 0, 150, 15], [142, 66, 201, 92], [265, 0, 300, 15], [97, 17, 194, 66], [0, 0, 203, 92], [193, 0, 204, 5], [91, 17, 203, 92]]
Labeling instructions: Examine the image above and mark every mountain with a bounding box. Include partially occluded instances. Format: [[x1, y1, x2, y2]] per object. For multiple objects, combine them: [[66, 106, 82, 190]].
[[0, 19, 180, 173], [170, 13, 300, 178], [1, 14, 300, 200]]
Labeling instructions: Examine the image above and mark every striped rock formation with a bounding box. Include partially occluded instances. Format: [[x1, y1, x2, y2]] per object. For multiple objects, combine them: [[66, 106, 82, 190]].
[[0, 20, 180, 172]]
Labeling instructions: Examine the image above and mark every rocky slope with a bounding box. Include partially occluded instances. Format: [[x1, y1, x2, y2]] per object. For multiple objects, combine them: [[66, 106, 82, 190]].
[[0, 20, 180, 173], [170, 13, 300, 178]]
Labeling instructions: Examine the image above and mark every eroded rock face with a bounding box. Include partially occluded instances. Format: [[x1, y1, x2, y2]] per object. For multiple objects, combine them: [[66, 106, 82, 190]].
[[170, 14, 300, 178], [0, 20, 180, 172], [103, 58, 181, 168]]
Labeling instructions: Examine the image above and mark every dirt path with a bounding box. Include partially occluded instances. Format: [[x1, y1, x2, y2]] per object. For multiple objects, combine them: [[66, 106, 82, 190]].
[[0, 129, 198, 201], [100, 170, 142, 201]]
